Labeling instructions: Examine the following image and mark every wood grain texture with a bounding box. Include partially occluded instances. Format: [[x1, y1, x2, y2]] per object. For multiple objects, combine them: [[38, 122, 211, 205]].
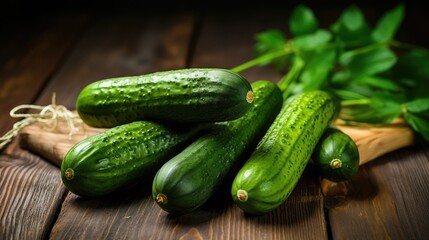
[[337, 121, 416, 165], [189, 10, 286, 83], [0, 13, 89, 240], [328, 144, 429, 239], [0, 143, 66, 240], [47, 11, 198, 240], [50, 169, 327, 239], [0, 13, 88, 136], [19, 121, 106, 167], [48, 9, 329, 240], [1, 5, 428, 240], [33, 12, 195, 109], [189, 9, 329, 239], [321, 121, 416, 203]]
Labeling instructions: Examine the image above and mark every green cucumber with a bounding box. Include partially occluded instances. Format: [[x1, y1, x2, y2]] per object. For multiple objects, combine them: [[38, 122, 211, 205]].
[[312, 127, 360, 182], [231, 90, 338, 215], [152, 80, 283, 215], [61, 121, 208, 197], [76, 68, 254, 128]]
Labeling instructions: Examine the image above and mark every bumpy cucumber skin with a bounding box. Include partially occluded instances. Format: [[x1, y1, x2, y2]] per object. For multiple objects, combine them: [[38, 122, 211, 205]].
[[312, 128, 360, 182], [152, 80, 283, 215], [76, 68, 253, 128], [61, 121, 208, 197], [231, 90, 338, 215]]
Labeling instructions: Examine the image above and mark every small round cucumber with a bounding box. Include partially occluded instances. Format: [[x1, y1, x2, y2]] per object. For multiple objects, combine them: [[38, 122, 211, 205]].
[[312, 127, 360, 182], [76, 68, 254, 127]]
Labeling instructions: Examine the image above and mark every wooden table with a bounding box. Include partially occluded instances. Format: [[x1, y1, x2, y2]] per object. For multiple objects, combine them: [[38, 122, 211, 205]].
[[1, 3, 429, 240]]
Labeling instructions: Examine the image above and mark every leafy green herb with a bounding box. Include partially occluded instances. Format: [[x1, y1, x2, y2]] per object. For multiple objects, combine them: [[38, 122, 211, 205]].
[[289, 4, 318, 36], [231, 3, 429, 143], [299, 48, 336, 92], [337, 46, 397, 80], [403, 98, 429, 142], [371, 4, 404, 43], [392, 48, 429, 99], [292, 30, 332, 51], [330, 5, 371, 45], [254, 29, 288, 70]]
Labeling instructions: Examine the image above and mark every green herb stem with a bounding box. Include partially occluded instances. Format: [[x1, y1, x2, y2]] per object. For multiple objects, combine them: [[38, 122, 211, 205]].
[[231, 49, 291, 73], [332, 88, 367, 100], [341, 42, 388, 59], [277, 58, 305, 99], [390, 40, 424, 50], [341, 98, 372, 106]]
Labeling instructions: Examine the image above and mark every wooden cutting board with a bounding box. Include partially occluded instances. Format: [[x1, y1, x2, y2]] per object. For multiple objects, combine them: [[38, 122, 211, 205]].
[[17, 117, 415, 167]]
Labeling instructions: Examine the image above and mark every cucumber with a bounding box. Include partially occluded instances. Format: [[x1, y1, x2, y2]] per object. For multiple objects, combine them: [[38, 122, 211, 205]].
[[76, 68, 254, 128], [61, 121, 209, 197], [231, 90, 338, 215], [152, 80, 283, 215], [312, 127, 360, 182]]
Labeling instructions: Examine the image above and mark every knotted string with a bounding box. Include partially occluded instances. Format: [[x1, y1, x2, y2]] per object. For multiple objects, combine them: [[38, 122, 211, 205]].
[[0, 93, 85, 150]]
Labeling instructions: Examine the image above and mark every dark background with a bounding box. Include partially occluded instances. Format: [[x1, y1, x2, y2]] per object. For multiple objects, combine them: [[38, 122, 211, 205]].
[[2, 0, 428, 48]]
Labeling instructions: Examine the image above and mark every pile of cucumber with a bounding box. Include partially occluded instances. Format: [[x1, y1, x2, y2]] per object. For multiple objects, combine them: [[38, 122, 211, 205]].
[[61, 68, 359, 215]]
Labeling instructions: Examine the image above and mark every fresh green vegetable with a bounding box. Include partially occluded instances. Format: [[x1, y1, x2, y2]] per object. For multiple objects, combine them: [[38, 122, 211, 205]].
[[231, 4, 429, 143], [76, 68, 254, 128], [312, 127, 360, 182], [231, 90, 338, 215], [61, 121, 209, 197], [152, 80, 283, 215]]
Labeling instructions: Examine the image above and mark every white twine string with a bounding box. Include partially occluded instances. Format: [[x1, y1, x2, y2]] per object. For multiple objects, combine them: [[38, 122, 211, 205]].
[[0, 93, 85, 150]]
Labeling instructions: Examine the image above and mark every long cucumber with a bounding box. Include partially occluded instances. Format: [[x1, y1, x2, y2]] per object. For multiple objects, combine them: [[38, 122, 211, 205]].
[[152, 80, 283, 215], [231, 90, 338, 215], [76, 68, 254, 127]]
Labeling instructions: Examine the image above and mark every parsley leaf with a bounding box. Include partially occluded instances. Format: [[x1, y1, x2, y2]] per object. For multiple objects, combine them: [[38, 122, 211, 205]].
[[341, 97, 402, 124], [291, 30, 332, 51], [339, 47, 397, 79], [289, 5, 318, 36], [331, 5, 371, 46], [233, 3, 428, 142], [300, 48, 336, 91], [372, 4, 404, 43], [391, 48, 429, 99], [254, 29, 288, 70]]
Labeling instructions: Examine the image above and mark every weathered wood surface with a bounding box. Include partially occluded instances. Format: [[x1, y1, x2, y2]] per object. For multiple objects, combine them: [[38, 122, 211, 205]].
[[0, 13, 89, 136], [0, 12, 89, 240], [1, 4, 429, 240], [328, 145, 429, 240]]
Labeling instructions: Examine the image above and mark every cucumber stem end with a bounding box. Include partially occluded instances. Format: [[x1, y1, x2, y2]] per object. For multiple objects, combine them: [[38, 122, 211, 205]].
[[237, 189, 248, 202], [330, 159, 342, 169], [246, 91, 254, 104], [64, 168, 74, 180], [156, 193, 168, 205]]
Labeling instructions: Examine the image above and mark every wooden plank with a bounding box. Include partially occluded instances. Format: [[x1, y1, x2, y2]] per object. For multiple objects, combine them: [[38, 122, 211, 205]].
[[0, 149, 66, 239], [12, 114, 416, 239], [49, 171, 326, 239], [19, 121, 106, 167], [48, 9, 329, 240], [189, 10, 287, 83], [328, 144, 429, 239], [0, 13, 89, 136], [34, 12, 195, 109], [323, 4, 429, 239], [17, 120, 337, 239], [0, 13, 89, 240], [48, 12, 197, 239], [187, 10, 328, 239]]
